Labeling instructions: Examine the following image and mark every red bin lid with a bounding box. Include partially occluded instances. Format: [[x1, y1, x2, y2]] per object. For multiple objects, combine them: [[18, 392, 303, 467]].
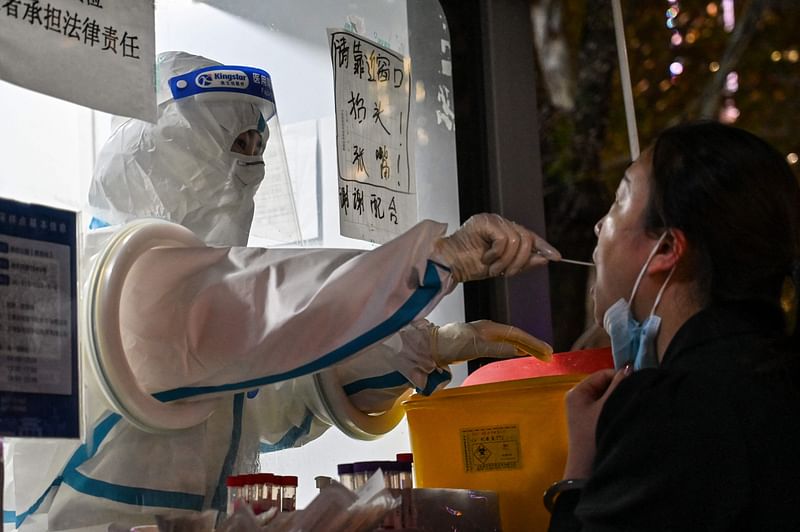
[[461, 347, 613, 387]]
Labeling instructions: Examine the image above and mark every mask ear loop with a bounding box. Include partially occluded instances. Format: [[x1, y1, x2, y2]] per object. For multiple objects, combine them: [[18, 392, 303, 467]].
[[629, 232, 669, 302], [649, 265, 676, 317]]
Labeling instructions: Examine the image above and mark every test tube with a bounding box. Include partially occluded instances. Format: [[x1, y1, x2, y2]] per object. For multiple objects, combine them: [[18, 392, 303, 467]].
[[385, 462, 402, 489], [396, 452, 413, 462], [225, 475, 245, 515], [252, 473, 277, 514], [395, 453, 414, 488], [351, 461, 375, 489], [384, 462, 407, 529], [395, 460, 413, 489], [394, 456, 415, 528], [270, 473, 282, 511], [278, 475, 298, 511], [337, 463, 355, 490], [241, 474, 258, 512], [352, 461, 397, 488], [315, 475, 333, 492]]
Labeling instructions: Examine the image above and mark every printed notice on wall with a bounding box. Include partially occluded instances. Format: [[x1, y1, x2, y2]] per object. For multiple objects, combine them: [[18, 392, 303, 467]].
[[461, 425, 522, 473], [0, 0, 156, 122], [328, 29, 415, 244], [0, 198, 79, 438]]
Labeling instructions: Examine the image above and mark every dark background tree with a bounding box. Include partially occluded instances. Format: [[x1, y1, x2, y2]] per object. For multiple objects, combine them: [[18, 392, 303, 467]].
[[532, 0, 799, 351]]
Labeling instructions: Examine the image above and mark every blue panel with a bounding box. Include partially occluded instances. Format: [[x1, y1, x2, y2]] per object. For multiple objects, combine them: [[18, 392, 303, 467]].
[[0, 197, 79, 439]]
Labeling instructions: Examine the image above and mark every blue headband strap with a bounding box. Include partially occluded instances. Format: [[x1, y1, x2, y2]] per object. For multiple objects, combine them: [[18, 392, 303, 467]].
[[168, 65, 275, 116]]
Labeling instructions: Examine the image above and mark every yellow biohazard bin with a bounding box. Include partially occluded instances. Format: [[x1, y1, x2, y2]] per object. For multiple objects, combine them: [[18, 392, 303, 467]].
[[402, 374, 584, 532]]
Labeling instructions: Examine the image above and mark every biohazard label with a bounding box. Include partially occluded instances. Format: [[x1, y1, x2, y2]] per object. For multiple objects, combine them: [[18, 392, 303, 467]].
[[461, 424, 521, 473]]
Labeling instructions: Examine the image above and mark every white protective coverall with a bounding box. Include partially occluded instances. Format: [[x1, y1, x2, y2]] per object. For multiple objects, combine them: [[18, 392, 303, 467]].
[[2, 52, 558, 531]]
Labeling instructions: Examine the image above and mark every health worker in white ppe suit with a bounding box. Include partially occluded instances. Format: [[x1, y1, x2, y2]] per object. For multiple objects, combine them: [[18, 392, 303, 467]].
[[3, 51, 561, 531]]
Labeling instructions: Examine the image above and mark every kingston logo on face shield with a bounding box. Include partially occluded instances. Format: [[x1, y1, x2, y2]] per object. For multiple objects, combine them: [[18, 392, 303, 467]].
[[194, 69, 250, 89]]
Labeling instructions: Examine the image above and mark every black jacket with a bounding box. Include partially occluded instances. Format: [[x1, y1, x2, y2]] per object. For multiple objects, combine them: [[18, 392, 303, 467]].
[[549, 301, 800, 532]]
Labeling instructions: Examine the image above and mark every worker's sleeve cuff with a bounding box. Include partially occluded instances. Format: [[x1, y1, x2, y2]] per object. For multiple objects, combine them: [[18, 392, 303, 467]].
[[334, 320, 453, 412]]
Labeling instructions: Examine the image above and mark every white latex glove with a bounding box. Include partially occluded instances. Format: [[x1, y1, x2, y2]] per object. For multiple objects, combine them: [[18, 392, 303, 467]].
[[432, 213, 561, 282], [431, 320, 553, 367]]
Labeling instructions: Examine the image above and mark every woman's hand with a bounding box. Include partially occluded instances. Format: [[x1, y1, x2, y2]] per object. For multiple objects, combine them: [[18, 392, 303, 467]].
[[563, 365, 631, 479]]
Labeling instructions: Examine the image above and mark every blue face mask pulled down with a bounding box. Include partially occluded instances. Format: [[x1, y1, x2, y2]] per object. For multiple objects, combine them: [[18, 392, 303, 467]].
[[604, 298, 663, 370], [603, 233, 675, 371]]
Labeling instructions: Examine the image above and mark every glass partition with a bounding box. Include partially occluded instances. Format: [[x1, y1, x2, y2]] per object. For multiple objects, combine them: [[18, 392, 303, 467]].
[[1, 0, 462, 509]]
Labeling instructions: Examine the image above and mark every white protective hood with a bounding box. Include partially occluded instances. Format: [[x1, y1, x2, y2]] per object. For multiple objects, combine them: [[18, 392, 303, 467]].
[[87, 51, 299, 247]]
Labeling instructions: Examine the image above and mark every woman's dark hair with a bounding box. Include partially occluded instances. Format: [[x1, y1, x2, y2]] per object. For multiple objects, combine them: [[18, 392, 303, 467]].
[[644, 121, 800, 337]]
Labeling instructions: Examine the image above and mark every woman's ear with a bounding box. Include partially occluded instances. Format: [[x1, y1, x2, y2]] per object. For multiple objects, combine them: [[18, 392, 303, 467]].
[[648, 229, 687, 274]]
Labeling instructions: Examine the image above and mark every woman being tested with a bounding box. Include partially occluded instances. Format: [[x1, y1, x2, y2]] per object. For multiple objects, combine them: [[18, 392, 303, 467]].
[[547, 121, 800, 530]]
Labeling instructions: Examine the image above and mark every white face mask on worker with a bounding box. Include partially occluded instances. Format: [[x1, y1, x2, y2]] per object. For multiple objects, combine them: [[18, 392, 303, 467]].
[[229, 154, 265, 186]]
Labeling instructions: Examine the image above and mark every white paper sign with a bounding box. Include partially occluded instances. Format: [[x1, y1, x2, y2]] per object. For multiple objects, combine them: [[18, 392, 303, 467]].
[[0, 0, 156, 122], [0, 235, 72, 395], [0, 203, 75, 397], [329, 29, 415, 244], [0, 198, 79, 438]]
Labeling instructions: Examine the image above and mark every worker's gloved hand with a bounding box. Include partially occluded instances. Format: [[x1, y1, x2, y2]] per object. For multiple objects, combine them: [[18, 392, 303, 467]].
[[431, 320, 553, 367], [433, 213, 561, 282]]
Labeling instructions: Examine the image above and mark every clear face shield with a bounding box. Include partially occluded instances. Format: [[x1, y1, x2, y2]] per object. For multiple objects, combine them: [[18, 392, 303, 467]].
[[166, 64, 302, 246], [251, 108, 303, 246]]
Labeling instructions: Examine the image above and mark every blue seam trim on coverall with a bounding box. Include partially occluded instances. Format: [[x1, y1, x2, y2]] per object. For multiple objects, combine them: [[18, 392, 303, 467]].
[[62, 470, 204, 510], [11, 479, 63, 526], [343, 371, 410, 396], [259, 410, 314, 453], [16, 412, 121, 526], [16, 411, 205, 524], [88, 217, 110, 229], [211, 393, 245, 511], [417, 369, 451, 396], [17, 261, 444, 524], [152, 260, 443, 402]]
